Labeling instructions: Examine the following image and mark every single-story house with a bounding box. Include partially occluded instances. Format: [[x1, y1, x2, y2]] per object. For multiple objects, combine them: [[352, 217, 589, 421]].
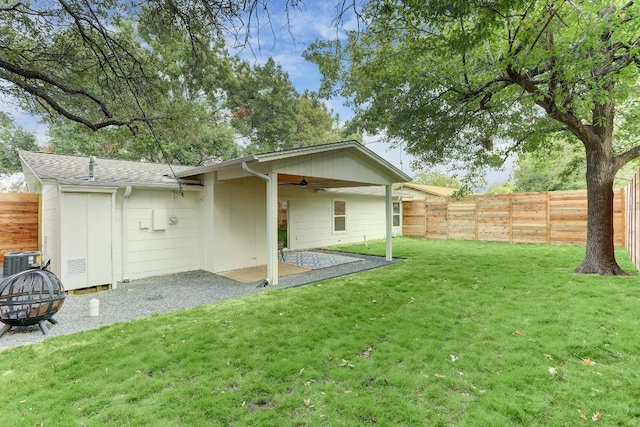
[[19, 141, 411, 290], [393, 183, 458, 200]]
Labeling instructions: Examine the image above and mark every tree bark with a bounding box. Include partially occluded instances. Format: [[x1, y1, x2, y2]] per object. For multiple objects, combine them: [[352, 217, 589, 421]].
[[574, 146, 628, 275]]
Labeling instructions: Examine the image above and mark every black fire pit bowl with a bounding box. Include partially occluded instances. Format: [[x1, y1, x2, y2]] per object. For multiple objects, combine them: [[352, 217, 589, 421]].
[[0, 269, 66, 337]]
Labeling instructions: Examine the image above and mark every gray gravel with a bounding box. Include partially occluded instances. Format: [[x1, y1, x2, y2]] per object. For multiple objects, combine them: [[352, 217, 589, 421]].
[[0, 251, 399, 351]]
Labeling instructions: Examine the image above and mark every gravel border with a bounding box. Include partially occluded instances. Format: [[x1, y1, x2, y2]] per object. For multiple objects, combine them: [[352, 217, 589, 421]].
[[0, 251, 400, 351]]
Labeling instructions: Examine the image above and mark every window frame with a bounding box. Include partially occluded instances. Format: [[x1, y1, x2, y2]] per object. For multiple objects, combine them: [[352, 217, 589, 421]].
[[392, 201, 401, 227], [332, 199, 347, 233]]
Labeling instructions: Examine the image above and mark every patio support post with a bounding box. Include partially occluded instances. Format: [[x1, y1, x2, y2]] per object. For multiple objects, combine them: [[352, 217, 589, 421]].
[[242, 161, 279, 286], [385, 184, 393, 261], [121, 186, 132, 283], [267, 172, 279, 285]]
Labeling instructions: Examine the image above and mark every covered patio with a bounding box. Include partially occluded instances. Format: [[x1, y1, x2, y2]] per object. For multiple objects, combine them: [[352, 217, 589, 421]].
[[178, 141, 411, 285], [218, 249, 364, 283]]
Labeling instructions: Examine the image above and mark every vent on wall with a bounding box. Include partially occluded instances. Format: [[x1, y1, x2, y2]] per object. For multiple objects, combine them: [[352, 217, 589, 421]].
[[67, 258, 87, 275]]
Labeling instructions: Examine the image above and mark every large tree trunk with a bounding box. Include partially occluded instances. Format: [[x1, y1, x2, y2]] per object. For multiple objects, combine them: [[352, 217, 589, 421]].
[[574, 147, 628, 275]]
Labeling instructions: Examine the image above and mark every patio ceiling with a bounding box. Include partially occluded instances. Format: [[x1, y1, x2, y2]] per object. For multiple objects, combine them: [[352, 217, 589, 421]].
[[277, 173, 373, 189]]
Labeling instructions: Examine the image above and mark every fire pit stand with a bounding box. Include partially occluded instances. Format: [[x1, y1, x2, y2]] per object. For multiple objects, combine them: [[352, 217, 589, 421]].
[[0, 268, 66, 337]]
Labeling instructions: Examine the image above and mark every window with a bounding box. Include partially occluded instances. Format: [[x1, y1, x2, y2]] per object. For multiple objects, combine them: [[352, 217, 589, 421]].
[[393, 202, 401, 227], [333, 200, 346, 232]]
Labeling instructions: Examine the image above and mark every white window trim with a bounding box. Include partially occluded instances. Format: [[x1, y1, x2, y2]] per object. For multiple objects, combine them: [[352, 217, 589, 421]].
[[332, 199, 347, 233], [392, 201, 401, 228]]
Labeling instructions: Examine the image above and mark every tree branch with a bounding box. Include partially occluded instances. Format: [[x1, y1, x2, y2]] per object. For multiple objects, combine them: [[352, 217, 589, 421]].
[[505, 65, 600, 147], [0, 58, 113, 117]]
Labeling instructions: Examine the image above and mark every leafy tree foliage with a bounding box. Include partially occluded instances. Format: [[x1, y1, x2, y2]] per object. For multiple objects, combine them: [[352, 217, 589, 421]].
[[45, 14, 240, 165], [225, 58, 343, 153], [513, 140, 587, 192], [0, 0, 278, 130], [0, 112, 38, 173], [2, 1, 342, 164], [307, 0, 640, 274], [485, 182, 516, 195], [412, 171, 461, 188]]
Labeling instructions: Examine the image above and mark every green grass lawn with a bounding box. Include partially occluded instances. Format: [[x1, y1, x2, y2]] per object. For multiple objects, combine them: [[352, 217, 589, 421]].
[[2, 238, 640, 426]]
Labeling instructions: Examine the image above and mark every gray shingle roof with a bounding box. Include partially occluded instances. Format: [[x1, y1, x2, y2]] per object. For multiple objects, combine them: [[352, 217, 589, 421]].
[[19, 151, 198, 189]]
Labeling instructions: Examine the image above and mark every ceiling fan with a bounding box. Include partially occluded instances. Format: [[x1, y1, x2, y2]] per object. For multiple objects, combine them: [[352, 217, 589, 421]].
[[280, 176, 328, 187]]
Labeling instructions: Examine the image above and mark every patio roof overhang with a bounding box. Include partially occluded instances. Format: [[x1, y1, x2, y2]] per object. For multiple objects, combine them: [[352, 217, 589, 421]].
[[176, 140, 411, 186]]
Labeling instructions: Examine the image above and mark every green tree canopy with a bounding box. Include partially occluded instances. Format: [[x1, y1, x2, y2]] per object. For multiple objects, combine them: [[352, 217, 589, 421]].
[[46, 13, 240, 165], [0, 112, 38, 173], [0, 0, 281, 130], [412, 171, 461, 188], [513, 139, 587, 192], [225, 58, 343, 153], [306, 0, 640, 275]]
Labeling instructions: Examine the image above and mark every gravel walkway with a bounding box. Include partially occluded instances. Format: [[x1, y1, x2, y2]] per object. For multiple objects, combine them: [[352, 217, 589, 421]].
[[0, 251, 399, 351]]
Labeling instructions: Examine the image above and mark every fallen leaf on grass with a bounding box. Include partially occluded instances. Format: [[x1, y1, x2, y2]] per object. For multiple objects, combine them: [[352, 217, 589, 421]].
[[434, 374, 446, 379], [578, 409, 587, 420], [544, 353, 554, 360], [581, 358, 596, 366], [339, 359, 354, 368], [361, 347, 373, 358], [592, 412, 602, 421], [514, 330, 526, 336], [303, 399, 311, 407]]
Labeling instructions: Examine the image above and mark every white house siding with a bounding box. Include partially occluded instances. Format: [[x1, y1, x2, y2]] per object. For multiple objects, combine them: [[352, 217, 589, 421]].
[[114, 188, 203, 281], [268, 150, 393, 185], [40, 181, 61, 277], [278, 186, 399, 250], [207, 175, 267, 273]]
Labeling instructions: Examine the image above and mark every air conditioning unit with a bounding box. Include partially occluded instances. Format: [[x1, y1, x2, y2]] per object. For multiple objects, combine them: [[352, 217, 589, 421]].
[[2, 252, 41, 277]]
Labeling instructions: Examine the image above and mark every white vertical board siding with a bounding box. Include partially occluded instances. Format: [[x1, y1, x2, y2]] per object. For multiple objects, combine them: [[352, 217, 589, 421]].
[[60, 192, 113, 290], [209, 176, 266, 272], [40, 182, 61, 277], [122, 189, 203, 280], [269, 150, 392, 185]]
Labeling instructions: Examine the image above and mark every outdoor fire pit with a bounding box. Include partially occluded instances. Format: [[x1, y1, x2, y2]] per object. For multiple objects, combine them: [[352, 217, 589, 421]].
[[0, 269, 66, 337]]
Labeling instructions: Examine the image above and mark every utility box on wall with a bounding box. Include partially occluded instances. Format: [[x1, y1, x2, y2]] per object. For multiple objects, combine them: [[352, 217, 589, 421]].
[[153, 209, 168, 230]]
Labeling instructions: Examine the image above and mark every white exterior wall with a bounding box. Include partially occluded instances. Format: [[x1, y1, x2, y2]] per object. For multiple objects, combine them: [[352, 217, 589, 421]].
[[40, 181, 61, 277], [278, 186, 401, 250], [114, 188, 203, 281], [206, 176, 266, 273]]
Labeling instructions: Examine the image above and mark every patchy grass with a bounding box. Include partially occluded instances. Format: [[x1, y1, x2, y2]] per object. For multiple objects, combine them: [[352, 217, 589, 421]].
[[1, 238, 639, 426]]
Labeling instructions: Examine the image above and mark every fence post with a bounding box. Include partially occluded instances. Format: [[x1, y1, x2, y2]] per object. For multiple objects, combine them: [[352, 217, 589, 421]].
[[546, 192, 551, 244], [508, 194, 513, 243]]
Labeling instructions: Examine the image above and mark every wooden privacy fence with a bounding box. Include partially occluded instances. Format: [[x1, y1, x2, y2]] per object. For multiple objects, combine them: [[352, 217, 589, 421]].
[[403, 189, 626, 247], [625, 171, 640, 269], [0, 193, 39, 266]]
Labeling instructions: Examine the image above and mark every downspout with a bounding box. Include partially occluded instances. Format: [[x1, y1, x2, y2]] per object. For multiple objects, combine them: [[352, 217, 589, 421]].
[[241, 161, 278, 286], [385, 184, 393, 261], [121, 186, 132, 283]]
